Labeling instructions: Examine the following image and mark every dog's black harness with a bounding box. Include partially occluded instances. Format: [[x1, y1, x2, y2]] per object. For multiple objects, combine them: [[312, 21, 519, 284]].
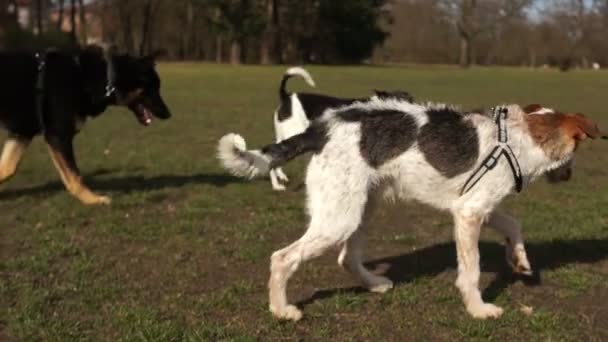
[[35, 51, 48, 133], [460, 107, 523, 195], [103, 49, 117, 102], [34, 49, 118, 133]]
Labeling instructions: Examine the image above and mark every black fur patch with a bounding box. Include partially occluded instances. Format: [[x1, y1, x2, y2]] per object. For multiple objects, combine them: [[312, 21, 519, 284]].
[[374, 90, 414, 103], [276, 96, 293, 121], [262, 122, 329, 168], [278, 93, 359, 122], [339, 108, 417, 168], [418, 108, 479, 178], [278, 90, 415, 122]]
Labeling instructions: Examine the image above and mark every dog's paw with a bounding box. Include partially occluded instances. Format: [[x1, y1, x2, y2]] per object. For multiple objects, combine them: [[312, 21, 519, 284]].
[[467, 303, 504, 319], [506, 246, 533, 276], [270, 304, 302, 321], [368, 277, 394, 293], [277, 173, 289, 183], [272, 184, 287, 191], [84, 195, 112, 205]]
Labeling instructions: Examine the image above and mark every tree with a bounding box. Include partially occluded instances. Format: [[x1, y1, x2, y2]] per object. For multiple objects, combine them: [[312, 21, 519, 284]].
[[441, 0, 534, 67], [57, 0, 65, 31], [70, 0, 77, 45], [140, 0, 155, 55]]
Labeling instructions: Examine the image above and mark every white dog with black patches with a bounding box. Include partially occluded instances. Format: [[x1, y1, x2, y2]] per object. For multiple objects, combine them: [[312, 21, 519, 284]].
[[270, 67, 414, 190], [218, 99, 605, 321]]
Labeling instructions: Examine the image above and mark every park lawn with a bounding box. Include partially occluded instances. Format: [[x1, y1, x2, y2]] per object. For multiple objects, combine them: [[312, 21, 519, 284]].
[[1, 63, 607, 341]]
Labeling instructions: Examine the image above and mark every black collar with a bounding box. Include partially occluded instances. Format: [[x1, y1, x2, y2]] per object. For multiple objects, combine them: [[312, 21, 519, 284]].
[[461, 107, 523, 195]]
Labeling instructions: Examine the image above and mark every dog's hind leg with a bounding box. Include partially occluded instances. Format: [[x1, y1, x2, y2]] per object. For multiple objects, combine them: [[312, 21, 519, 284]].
[[453, 211, 503, 319], [487, 211, 532, 275], [0, 135, 31, 183], [338, 196, 393, 293], [45, 135, 111, 205], [269, 162, 370, 320]]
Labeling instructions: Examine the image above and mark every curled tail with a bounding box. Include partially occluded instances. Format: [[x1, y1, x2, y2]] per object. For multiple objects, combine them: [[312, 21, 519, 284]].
[[279, 67, 316, 101], [218, 124, 327, 179]]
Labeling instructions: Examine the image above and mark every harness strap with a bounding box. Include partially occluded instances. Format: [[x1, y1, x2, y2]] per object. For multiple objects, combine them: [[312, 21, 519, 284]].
[[35, 51, 47, 134], [103, 48, 117, 100], [460, 107, 523, 195]]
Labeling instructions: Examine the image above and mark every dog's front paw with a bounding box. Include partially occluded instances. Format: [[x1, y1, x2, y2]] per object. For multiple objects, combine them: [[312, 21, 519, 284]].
[[83, 194, 112, 205], [368, 277, 394, 293], [467, 303, 504, 319], [270, 304, 302, 321], [272, 184, 287, 191]]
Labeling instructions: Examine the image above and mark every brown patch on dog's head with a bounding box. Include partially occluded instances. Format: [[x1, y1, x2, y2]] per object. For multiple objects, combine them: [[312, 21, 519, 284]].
[[525, 110, 606, 160], [560, 113, 606, 141]]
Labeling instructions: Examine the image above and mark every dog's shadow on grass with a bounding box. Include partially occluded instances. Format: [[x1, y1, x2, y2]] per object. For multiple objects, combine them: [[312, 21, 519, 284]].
[[0, 168, 243, 201], [297, 238, 608, 308]]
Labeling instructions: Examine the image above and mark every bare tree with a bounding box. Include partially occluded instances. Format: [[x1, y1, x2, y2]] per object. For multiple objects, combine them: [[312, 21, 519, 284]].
[[442, 0, 534, 67], [35, 0, 42, 35], [260, 0, 275, 64], [57, 0, 64, 31], [140, 0, 155, 55], [77, 0, 87, 44], [70, 0, 77, 45]]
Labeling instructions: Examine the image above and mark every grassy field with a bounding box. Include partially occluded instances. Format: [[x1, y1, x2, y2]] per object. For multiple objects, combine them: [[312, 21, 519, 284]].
[[1, 64, 607, 341]]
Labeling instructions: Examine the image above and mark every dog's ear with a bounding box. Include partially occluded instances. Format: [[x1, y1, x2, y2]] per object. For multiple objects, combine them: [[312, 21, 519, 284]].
[[561, 113, 607, 140], [523, 104, 544, 114]]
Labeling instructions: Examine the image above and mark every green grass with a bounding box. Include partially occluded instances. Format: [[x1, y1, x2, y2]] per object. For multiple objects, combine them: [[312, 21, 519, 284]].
[[1, 64, 607, 341]]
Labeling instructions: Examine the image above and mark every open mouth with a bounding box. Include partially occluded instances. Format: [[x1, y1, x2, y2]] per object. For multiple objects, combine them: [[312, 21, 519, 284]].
[[136, 104, 153, 126]]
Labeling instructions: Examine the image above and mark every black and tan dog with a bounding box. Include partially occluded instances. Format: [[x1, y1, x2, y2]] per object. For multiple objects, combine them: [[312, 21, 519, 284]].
[[0, 45, 171, 205]]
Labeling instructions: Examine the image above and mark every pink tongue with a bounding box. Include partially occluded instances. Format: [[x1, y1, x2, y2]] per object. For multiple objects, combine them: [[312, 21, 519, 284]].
[[139, 105, 153, 126], [143, 109, 152, 125]]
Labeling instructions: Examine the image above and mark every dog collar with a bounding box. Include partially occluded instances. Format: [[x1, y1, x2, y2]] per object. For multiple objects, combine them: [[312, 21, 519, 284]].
[[461, 107, 523, 195]]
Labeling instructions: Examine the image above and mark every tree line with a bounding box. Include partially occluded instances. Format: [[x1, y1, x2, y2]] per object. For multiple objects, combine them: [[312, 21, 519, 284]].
[[1, 0, 608, 68]]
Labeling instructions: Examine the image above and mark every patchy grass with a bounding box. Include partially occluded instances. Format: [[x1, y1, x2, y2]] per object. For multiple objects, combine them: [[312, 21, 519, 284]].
[[1, 64, 607, 341]]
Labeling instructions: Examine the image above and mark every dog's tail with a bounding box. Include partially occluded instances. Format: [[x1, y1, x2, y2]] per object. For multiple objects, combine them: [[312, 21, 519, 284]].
[[279, 67, 316, 101], [218, 125, 325, 179]]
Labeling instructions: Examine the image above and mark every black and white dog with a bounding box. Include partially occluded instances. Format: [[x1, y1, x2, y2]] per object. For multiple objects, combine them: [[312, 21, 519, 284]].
[[269, 67, 414, 190], [219, 99, 605, 321]]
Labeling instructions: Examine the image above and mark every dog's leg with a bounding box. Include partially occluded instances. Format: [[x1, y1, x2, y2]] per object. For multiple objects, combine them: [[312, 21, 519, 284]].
[[45, 136, 111, 205], [453, 211, 503, 319], [487, 211, 532, 275], [275, 167, 289, 183], [338, 196, 393, 293], [0, 135, 31, 183], [269, 164, 369, 320], [269, 168, 286, 191]]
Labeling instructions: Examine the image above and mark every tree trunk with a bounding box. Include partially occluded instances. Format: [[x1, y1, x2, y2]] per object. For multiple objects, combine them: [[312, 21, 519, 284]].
[[140, 0, 154, 56], [185, 0, 194, 59], [459, 35, 471, 68], [272, 0, 282, 63], [230, 39, 241, 65], [77, 0, 87, 44], [57, 0, 64, 31], [35, 0, 42, 36], [215, 35, 223, 63], [118, 2, 134, 54], [70, 0, 77, 45], [260, 0, 274, 64]]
